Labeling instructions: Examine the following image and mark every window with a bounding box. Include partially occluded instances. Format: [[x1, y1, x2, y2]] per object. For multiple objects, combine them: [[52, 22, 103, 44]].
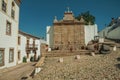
[[0, 48, 4, 66], [27, 38, 29, 44], [11, 2, 15, 19], [27, 52, 29, 58], [33, 39, 35, 47], [26, 38, 29, 47], [18, 36, 21, 45], [18, 51, 20, 60], [6, 21, 11, 35], [26, 38, 30, 58], [9, 48, 14, 63], [2, 0, 7, 12]]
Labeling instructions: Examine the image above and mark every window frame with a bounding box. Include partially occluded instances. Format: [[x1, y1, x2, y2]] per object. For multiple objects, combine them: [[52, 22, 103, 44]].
[[11, 9, 15, 19], [18, 51, 20, 61], [2, 0, 7, 12], [0, 48, 5, 66], [6, 20, 11, 36], [18, 36, 21, 45], [9, 48, 14, 63], [11, 2, 15, 19]]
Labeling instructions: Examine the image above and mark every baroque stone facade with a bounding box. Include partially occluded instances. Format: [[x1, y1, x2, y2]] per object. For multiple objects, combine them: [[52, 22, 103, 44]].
[[53, 10, 85, 50]]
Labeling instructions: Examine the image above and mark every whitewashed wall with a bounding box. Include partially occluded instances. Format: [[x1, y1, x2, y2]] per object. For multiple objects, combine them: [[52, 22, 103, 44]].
[[46, 26, 51, 45], [107, 26, 120, 39], [46, 26, 53, 47], [35, 40, 40, 59], [18, 33, 45, 63], [98, 26, 112, 38], [18, 34, 26, 64], [0, 0, 20, 69], [84, 24, 98, 45]]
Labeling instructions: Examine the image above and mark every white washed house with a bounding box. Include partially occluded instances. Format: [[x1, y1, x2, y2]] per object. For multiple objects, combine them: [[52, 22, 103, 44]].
[[99, 17, 120, 40], [18, 31, 46, 63], [107, 18, 120, 40], [0, 0, 21, 69], [98, 26, 112, 38], [18, 31, 42, 63], [107, 26, 120, 40]]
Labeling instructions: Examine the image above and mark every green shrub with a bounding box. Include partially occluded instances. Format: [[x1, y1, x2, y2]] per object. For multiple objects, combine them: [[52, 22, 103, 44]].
[[23, 56, 27, 63], [30, 56, 34, 62]]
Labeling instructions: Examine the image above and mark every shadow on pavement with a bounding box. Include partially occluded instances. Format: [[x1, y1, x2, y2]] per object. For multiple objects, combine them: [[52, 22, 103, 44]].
[[30, 69, 35, 78], [21, 76, 28, 80], [32, 63, 36, 66]]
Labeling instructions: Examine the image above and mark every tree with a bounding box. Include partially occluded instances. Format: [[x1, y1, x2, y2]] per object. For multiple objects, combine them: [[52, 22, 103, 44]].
[[75, 11, 95, 25]]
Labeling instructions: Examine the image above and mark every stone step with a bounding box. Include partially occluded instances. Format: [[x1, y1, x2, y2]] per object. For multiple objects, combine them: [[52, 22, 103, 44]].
[[42, 50, 91, 57]]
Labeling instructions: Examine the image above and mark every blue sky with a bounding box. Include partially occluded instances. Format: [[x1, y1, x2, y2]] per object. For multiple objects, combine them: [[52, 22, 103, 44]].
[[19, 0, 120, 38]]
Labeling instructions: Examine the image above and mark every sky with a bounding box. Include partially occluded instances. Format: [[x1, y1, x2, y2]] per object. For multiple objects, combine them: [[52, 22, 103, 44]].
[[19, 0, 120, 39]]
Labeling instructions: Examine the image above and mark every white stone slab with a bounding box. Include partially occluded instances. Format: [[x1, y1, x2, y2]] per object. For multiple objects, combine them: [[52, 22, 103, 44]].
[[58, 58, 63, 63], [75, 55, 80, 59], [113, 46, 117, 51], [91, 52, 95, 56]]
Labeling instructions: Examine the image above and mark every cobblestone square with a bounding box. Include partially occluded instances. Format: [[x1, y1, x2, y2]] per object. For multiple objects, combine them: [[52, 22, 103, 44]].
[[31, 49, 120, 80]]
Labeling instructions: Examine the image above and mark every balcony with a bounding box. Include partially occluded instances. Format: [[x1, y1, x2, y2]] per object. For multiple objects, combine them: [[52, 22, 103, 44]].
[[26, 44, 38, 51]]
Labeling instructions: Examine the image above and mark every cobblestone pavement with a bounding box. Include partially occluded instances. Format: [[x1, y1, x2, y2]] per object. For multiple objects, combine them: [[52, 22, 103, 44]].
[[0, 62, 36, 80], [30, 49, 120, 80]]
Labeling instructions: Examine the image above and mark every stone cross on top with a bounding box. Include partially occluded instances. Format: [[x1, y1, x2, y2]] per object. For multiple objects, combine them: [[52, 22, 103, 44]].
[[67, 7, 70, 12], [65, 7, 72, 13]]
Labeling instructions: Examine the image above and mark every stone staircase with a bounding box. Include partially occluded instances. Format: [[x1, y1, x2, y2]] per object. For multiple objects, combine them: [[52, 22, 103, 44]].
[[42, 50, 91, 57]]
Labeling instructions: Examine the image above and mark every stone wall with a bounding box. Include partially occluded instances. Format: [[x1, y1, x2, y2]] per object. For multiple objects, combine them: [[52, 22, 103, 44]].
[[53, 23, 85, 50]]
